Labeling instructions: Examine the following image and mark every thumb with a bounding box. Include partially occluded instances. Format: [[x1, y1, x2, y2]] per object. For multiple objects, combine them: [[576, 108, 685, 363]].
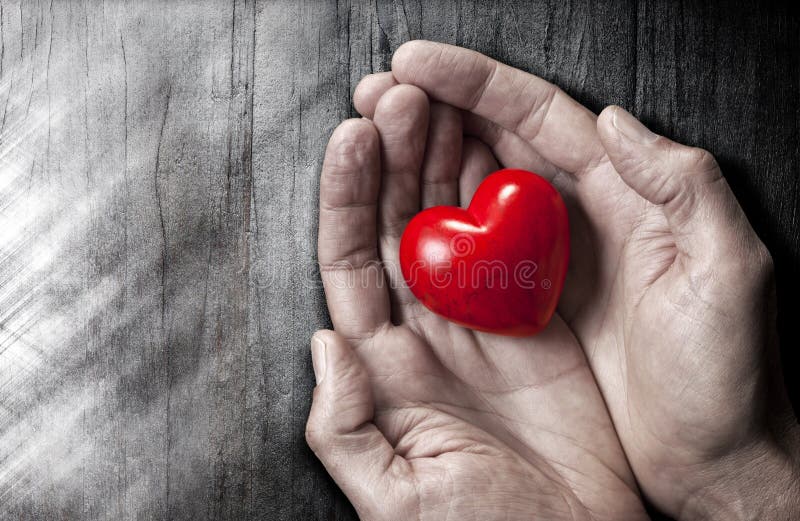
[[305, 330, 409, 519], [596, 105, 767, 274]]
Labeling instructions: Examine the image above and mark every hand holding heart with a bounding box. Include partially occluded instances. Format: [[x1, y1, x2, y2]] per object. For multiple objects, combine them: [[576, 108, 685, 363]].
[[307, 41, 800, 521]]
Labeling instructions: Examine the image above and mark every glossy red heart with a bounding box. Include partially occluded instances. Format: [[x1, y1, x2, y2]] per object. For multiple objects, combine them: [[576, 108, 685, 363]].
[[399, 168, 569, 336]]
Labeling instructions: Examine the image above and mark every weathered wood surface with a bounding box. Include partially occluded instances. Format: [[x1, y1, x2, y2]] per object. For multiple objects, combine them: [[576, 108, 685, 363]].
[[0, 1, 796, 519]]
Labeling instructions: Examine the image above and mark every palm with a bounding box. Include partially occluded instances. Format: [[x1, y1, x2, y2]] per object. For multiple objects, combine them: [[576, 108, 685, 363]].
[[314, 81, 646, 519], [365, 315, 642, 519]]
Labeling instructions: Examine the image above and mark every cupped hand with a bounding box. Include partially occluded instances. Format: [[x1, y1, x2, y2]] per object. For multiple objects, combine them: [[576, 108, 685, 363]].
[[348, 41, 800, 520], [306, 84, 647, 520]]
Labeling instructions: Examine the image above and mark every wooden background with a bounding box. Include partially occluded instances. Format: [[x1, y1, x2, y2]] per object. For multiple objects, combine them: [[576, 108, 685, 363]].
[[0, 0, 796, 519]]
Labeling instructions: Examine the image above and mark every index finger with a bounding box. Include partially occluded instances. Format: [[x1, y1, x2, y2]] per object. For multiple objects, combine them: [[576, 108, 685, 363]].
[[391, 40, 607, 175]]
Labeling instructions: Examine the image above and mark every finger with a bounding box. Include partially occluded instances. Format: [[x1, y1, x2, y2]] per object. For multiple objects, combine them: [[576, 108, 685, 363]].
[[420, 103, 462, 208], [391, 40, 606, 175], [461, 111, 560, 180], [353, 72, 398, 118], [318, 119, 390, 342], [372, 85, 430, 310], [306, 330, 410, 520], [459, 137, 498, 206], [596, 105, 769, 273], [353, 73, 560, 180], [353, 72, 559, 181]]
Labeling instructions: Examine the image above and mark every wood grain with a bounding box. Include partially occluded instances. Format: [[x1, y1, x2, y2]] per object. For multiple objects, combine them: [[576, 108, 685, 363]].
[[0, 1, 796, 519]]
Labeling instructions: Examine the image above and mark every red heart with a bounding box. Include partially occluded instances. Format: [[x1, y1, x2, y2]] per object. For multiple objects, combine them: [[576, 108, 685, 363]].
[[399, 169, 569, 336]]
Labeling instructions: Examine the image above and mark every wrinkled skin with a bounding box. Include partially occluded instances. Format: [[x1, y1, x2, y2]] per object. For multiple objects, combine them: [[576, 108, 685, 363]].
[[306, 41, 800, 521]]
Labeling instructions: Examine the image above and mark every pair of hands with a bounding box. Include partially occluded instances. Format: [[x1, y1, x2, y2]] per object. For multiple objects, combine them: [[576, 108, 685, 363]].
[[306, 41, 800, 520]]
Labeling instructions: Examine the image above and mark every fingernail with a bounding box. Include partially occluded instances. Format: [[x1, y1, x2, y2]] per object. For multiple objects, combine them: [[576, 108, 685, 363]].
[[612, 107, 658, 144], [311, 336, 327, 385]]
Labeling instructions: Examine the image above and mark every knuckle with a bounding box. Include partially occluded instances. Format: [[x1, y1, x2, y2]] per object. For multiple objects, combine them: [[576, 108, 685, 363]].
[[749, 240, 775, 279], [706, 237, 774, 293], [621, 152, 679, 204], [376, 84, 427, 116], [333, 366, 371, 408], [305, 388, 329, 452], [621, 151, 658, 175], [305, 416, 326, 452], [515, 82, 558, 139], [682, 146, 721, 179], [467, 54, 497, 110]]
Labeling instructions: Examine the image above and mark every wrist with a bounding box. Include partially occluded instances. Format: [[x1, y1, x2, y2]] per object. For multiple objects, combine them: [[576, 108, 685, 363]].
[[680, 429, 800, 521]]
